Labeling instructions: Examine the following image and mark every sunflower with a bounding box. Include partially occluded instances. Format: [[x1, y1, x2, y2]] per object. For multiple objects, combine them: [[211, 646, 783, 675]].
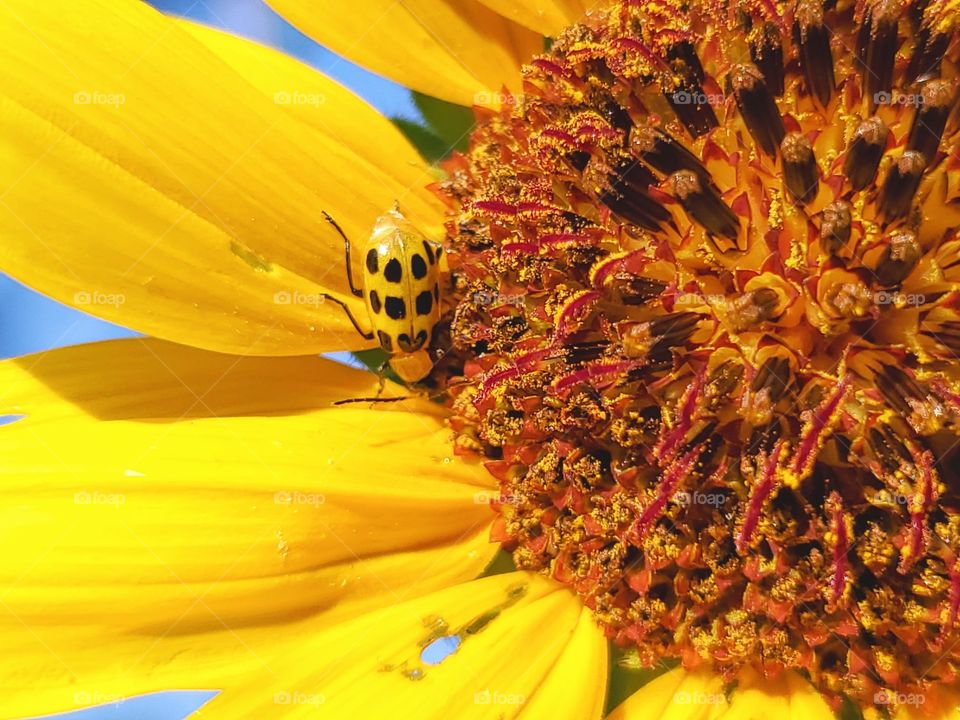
[[2, 0, 959, 718]]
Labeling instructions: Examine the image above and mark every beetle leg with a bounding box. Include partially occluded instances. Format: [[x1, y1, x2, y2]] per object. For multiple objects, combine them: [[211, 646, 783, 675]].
[[318, 293, 374, 340], [322, 210, 364, 298]]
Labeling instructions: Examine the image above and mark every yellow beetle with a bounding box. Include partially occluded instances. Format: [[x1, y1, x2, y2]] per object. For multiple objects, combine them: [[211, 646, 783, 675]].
[[322, 204, 442, 384]]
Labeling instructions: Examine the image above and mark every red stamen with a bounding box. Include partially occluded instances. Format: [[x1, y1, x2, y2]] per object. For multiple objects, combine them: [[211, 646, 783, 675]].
[[473, 200, 518, 216], [589, 249, 652, 288], [654, 371, 705, 462], [550, 359, 643, 396], [899, 445, 938, 572], [828, 492, 851, 607], [785, 377, 851, 486], [555, 290, 601, 339], [629, 444, 704, 543], [737, 439, 786, 553]]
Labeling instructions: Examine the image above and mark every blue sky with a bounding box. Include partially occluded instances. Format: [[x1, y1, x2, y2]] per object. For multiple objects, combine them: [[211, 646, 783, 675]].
[[13, 2, 418, 717]]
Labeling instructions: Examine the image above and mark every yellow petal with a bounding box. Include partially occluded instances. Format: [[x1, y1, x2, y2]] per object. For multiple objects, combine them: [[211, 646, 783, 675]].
[[518, 606, 609, 720], [0, 339, 497, 718], [718, 668, 833, 720], [476, 0, 610, 36], [178, 20, 442, 215], [607, 667, 727, 720], [193, 571, 608, 719], [267, 0, 543, 107], [0, 0, 442, 356]]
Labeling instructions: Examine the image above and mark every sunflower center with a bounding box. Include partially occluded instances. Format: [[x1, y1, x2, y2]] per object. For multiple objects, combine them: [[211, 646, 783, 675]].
[[437, 0, 960, 710]]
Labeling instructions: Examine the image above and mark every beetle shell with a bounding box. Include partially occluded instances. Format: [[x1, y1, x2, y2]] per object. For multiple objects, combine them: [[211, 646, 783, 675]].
[[362, 208, 442, 356]]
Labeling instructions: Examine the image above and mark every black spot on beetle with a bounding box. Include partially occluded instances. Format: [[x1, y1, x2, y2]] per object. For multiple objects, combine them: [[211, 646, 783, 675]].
[[377, 330, 393, 351], [384, 258, 402, 283], [433, 283, 440, 301], [397, 331, 428, 353], [369, 289, 381, 313], [365, 249, 378, 274], [415, 290, 433, 316], [422, 241, 435, 264], [411, 253, 427, 279], [385, 296, 406, 320]]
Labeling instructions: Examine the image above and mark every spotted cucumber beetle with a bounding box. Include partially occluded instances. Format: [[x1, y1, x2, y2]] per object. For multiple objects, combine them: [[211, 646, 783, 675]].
[[322, 204, 443, 385]]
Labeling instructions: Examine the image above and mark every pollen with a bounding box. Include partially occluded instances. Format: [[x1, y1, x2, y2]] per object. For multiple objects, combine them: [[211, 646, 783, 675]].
[[437, 0, 960, 711]]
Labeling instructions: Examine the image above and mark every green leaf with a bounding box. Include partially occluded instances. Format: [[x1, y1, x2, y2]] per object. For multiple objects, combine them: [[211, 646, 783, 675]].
[[481, 548, 518, 577], [838, 695, 864, 720], [413, 92, 475, 153], [390, 118, 452, 164]]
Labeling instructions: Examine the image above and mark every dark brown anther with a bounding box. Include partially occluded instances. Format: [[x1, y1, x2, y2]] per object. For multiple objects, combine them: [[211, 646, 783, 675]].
[[615, 157, 659, 194], [794, 0, 836, 107], [750, 22, 785, 97], [731, 63, 786, 157], [873, 230, 921, 285], [709, 360, 745, 399], [664, 82, 719, 138], [906, 25, 948, 83], [649, 311, 701, 349], [602, 192, 670, 231], [923, 321, 960, 353], [671, 170, 741, 248], [908, 0, 930, 29], [781, 133, 819, 204], [568, 151, 591, 172], [875, 365, 926, 414], [843, 117, 887, 192], [751, 357, 793, 402], [878, 151, 925, 221], [617, 276, 668, 305], [564, 340, 609, 363], [630, 126, 711, 185], [586, 157, 672, 231], [867, 425, 911, 471], [906, 80, 956, 161], [666, 40, 706, 85], [858, 0, 900, 111], [601, 101, 634, 134], [820, 201, 852, 253]]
